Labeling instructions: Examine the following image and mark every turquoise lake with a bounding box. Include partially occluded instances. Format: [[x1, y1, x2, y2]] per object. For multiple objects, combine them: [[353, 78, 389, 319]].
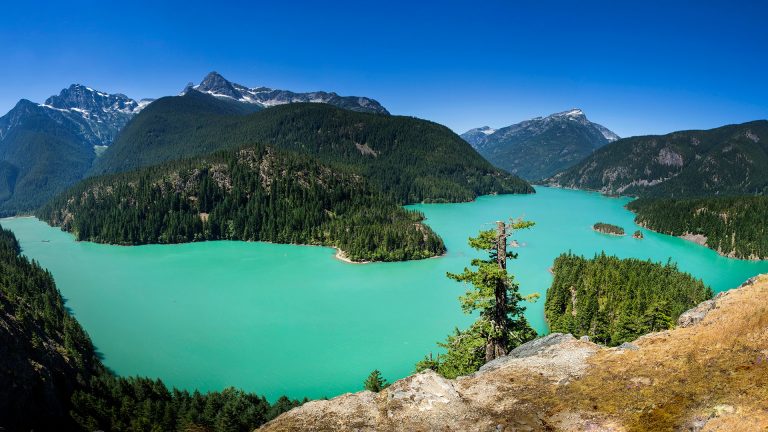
[[3, 186, 767, 401]]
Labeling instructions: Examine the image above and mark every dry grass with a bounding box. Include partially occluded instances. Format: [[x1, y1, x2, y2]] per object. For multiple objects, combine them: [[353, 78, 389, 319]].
[[551, 275, 768, 430]]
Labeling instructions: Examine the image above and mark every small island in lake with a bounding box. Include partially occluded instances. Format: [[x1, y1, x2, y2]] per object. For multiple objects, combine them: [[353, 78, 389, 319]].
[[633, 230, 644, 239], [593, 222, 625, 236]]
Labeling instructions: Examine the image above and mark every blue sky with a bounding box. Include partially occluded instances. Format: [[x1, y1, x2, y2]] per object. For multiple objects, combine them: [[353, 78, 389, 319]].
[[1, 0, 766, 137]]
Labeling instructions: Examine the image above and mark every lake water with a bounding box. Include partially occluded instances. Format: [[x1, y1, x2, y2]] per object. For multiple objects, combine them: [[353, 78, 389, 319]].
[[3, 186, 767, 401]]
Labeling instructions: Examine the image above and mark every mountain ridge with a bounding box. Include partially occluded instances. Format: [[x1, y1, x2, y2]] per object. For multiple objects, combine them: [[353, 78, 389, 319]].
[[90, 91, 533, 203], [186, 71, 389, 114], [546, 119, 768, 197], [0, 72, 392, 215]]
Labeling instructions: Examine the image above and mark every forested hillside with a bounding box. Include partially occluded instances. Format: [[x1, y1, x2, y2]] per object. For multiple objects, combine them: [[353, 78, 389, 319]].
[[92, 91, 533, 203], [40, 144, 446, 262], [0, 100, 97, 215], [545, 252, 712, 346], [628, 196, 768, 260], [547, 120, 768, 197], [0, 225, 301, 431]]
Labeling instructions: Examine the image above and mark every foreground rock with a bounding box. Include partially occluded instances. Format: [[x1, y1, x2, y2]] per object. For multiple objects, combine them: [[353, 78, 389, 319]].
[[260, 275, 768, 431]]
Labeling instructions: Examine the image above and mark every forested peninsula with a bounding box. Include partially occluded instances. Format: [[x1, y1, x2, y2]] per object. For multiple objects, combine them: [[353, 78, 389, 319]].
[[545, 252, 713, 346], [38, 145, 446, 262]]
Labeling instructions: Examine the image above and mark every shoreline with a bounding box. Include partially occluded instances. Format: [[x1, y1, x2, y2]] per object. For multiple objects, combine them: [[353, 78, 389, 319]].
[[334, 248, 370, 265], [10, 216, 445, 265], [637, 222, 767, 261]]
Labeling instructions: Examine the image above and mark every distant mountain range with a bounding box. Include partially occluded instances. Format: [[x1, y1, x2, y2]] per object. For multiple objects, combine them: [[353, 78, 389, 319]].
[[40, 90, 532, 262], [186, 72, 389, 114], [546, 120, 768, 197], [462, 109, 619, 180], [0, 73, 390, 215]]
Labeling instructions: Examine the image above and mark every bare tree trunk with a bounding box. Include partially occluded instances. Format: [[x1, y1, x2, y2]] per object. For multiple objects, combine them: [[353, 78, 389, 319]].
[[486, 221, 509, 362]]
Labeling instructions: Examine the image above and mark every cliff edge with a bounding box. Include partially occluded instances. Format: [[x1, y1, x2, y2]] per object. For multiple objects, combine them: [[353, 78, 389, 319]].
[[259, 275, 768, 431]]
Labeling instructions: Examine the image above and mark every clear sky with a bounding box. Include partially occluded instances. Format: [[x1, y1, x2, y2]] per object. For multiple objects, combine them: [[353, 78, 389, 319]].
[[1, 0, 766, 137]]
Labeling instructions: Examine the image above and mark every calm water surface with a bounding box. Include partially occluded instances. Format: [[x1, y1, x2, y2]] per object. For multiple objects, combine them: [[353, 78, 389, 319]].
[[3, 187, 767, 400]]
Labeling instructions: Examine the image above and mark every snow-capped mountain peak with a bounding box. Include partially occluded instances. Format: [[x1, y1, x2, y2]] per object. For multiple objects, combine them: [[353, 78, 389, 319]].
[[187, 71, 389, 114], [460, 109, 620, 180], [25, 84, 147, 149], [44, 84, 142, 115]]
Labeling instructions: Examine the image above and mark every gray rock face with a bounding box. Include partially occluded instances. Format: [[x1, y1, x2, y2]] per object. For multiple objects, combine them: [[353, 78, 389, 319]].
[[41, 84, 144, 147], [617, 342, 639, 351], [191, 71, 390, 114], [479, 333, 576, 372], [677, 299, 717, 328]]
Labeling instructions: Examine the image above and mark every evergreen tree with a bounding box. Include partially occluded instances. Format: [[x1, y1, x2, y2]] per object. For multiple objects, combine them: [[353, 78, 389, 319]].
[[417, 219, 538, 378], [363, 370, 389, 392], [447, 219, 536, 361]]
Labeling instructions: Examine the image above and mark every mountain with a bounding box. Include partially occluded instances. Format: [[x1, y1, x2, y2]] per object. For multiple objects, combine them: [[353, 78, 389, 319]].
[[92, 90, 533, 203], [460, 126, 496, 147], [42, 84, 147, 146], [187, 71, 390, 114], [547, 120, 768, 197], [462, 109, 619, 180], [0, 72, 388, 216], [0, 86, 145, 215]]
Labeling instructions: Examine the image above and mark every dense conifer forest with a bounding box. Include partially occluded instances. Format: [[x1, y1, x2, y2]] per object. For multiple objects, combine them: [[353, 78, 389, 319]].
[[547, 120, 768, 198], [39, 144, 446, 262], [91, 91, 533, 204], [628, 196, 768, 260], [545, 252, 712, 346], [0, 225, 301, 431]]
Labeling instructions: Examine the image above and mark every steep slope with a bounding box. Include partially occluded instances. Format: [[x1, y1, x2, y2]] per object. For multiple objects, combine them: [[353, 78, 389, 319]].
[[40, 145, 446, 262], [260, 275, 768, 431], [89, 90, 261, 175], [628, 195, 768, 260], [547, 120, 768, 197], [0, 225, 303, 430], [0, 225, 101, 430], [462, 109, 619, 180], [190, 71, 389, 114], [0, 86, 145, 215], [92, 91, 533, 203]]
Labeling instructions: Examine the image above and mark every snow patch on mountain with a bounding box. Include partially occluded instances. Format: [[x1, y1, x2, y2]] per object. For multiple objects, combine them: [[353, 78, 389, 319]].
[[187, 72, 389, 114]]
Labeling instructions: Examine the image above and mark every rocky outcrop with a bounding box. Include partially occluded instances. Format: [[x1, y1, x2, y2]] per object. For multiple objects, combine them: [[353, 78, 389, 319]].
[[260, 274, 768, 431], [678, 275, 762, 327]]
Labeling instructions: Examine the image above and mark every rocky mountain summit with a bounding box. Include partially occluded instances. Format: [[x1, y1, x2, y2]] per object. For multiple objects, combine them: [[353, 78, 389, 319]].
[[0, 84, 151, 214], [260, 274, 768, 431], [1, 84, 146, 150], [462, 109, 618, 180], [187, 72, 390, 114]]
